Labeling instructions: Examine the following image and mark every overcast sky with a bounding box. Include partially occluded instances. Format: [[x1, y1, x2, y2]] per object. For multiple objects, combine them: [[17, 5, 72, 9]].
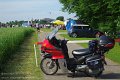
[[0, 0, 76, 22]]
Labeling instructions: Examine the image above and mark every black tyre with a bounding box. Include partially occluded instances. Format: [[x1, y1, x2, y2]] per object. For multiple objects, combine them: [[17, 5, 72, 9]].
[[40, 58, 58, 75], [72, 33, 78, 38], [84, 68, 103, 77]]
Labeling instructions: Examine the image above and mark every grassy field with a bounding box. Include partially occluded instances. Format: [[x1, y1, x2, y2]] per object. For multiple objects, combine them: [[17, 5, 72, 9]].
[[40, 28, 52, 32], [0, 27, 34, 66], [0, 32, 43, 80], [60, 34, 120, 64]]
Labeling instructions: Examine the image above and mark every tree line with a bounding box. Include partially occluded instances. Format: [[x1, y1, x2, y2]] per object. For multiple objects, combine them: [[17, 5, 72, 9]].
[[0, 21, 27, 28], [59, 0, 120, 37], [0, 16, 64, 28], [0, 19, 47, 28]]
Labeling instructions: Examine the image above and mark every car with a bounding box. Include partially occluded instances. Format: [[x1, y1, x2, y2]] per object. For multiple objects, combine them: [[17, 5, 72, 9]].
[[68, 24, 100, 38]]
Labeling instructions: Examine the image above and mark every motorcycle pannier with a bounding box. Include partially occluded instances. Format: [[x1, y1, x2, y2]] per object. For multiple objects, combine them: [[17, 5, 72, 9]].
[[86, 55, 103, 70]]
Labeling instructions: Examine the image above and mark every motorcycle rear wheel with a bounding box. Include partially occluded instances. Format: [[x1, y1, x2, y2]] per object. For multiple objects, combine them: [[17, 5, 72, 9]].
[[40, 58, 58, 75]]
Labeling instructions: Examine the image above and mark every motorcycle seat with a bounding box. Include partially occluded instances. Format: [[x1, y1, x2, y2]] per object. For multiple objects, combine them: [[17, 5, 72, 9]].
[[72, 48, 90, 57]]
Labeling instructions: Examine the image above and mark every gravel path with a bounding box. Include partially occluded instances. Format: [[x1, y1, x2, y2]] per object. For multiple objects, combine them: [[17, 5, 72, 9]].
[[38, 31, 120, 80]]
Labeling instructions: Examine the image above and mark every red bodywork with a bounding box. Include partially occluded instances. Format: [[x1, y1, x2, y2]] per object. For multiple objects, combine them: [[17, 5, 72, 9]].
[[37, 39, 64, 59], [115, 38, 120, 42]]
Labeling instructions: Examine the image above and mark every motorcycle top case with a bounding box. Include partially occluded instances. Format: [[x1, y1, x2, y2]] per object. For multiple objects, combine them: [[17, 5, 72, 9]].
[[86, 55, 103, 70]]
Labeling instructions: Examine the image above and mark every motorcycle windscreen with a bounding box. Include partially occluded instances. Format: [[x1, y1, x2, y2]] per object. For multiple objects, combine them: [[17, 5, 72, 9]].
[[46, 27, 59, 40]]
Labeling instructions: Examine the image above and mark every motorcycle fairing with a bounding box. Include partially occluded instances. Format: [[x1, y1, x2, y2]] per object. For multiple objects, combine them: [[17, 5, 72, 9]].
[[41, 39, 64, 59]]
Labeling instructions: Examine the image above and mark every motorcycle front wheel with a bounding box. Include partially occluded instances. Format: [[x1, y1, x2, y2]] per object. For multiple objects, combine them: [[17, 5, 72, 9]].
[[40, 58, 58, 75]]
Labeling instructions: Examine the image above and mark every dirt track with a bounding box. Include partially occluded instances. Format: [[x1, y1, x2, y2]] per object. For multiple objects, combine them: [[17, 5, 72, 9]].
[[39, 31, 120, 80]]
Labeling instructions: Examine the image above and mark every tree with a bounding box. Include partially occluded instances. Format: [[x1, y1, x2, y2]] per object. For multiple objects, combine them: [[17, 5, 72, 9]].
[[0, 22, 1, 28], [56, 16, 64, 21], [59, 0, 120, 37], [39, 20, 48, 24]]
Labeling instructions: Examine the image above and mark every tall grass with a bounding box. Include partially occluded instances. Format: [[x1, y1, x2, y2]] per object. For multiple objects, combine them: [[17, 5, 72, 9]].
[[0, 27, 34, 65]]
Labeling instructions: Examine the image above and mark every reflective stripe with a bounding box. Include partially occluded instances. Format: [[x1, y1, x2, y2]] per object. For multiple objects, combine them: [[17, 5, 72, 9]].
[[87, 58, 101, 62]]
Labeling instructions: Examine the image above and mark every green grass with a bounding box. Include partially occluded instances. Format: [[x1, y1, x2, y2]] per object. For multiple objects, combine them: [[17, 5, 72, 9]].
[[0, 27, 34, 65], [41, 28, 52, 32], [106, 43, 120, 63], [60, 34, 95, 41], [0, 32, 43, 80], [59, 30, 67, 32], [41, 28, 67, 32]]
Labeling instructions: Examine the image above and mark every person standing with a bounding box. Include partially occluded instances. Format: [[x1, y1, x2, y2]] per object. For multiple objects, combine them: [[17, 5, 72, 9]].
[[36, 23, 40, 32]]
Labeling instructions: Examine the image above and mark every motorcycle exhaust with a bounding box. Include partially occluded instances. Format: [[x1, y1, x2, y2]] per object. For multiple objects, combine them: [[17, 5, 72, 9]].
[[76, 65, 87, 71]]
